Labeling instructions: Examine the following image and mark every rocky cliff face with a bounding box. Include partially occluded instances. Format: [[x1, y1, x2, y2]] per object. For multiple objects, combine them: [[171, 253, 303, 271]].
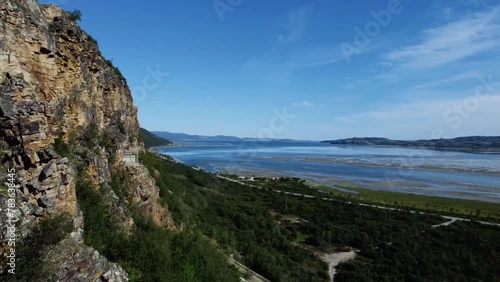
[[0, 0, 174, 279]]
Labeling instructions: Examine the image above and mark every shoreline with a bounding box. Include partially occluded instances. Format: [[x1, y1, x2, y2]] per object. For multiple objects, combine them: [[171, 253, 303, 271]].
[[303, 157, 500, 176], [321, 143, 500, 154], [149, 151, 500, 204], [149, 151, 500, 221], [155, 148, 500, 177], [221, 167, 500, 204], [253, 156, 500, 176]]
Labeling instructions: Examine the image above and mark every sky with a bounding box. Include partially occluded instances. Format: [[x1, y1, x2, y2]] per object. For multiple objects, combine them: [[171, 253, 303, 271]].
[[40, 0, 500, 141]]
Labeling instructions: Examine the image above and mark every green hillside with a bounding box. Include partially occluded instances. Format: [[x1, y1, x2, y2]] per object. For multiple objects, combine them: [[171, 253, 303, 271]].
[[140, 128, 173, 148]]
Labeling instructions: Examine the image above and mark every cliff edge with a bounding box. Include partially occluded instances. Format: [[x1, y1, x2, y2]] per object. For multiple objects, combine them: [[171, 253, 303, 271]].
[[0, 0, 174, 280]]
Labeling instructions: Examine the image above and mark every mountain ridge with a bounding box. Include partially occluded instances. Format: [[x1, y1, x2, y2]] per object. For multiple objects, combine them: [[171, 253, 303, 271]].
[[140, 128, 173, 148], [322, 136, 500, 152], [152, 131, 308, 143]]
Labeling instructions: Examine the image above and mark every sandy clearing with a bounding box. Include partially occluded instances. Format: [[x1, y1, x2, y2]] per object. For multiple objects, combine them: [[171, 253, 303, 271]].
[[319, 251, 357, 282]]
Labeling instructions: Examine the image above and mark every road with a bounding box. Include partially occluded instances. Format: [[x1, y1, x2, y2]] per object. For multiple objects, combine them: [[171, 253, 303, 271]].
[[228, 255, 271, 282], [215, 175, 500, 227]]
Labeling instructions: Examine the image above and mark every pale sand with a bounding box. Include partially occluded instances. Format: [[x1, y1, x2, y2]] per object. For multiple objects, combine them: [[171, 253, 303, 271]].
[[301, 157, 500, 176], [319, 251, 357, 282]]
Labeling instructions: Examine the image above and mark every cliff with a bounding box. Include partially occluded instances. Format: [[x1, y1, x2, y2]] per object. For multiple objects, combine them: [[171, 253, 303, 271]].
[[0, 0, 174, 279]]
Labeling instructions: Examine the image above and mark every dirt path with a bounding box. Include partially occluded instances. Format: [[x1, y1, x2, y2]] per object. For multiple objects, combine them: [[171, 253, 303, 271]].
[[228, 255, 270, 282], [319, 251, 357, 282], [433, 217, 458, 228]]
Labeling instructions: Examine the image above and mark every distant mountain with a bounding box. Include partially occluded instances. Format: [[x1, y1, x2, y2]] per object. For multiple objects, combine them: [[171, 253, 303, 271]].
[[140, 128, 173, 148], [322, 136, 500, 152], [152, 131, 312, 143], [152, 131, 294, 143], [152, 131, 243, 142]]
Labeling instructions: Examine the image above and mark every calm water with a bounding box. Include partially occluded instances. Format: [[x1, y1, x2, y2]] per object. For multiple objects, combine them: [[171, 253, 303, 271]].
[[158, 141, 500, 203]]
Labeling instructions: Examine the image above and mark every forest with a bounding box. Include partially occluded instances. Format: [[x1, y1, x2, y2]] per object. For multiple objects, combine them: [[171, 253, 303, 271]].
[[140, 152, 500, 281]]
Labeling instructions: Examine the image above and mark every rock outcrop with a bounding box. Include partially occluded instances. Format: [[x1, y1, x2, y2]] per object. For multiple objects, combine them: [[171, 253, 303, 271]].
[[0, 0, 174, 279]]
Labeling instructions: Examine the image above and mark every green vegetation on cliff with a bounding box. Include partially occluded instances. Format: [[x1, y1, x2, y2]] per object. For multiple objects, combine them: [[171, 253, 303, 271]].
[[67, 9, 82, 22], [11, 215, 73, 281], [75, 167, 240, 282]]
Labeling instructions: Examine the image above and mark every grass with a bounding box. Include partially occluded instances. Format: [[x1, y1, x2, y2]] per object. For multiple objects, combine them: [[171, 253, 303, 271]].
[[247, 178, 500, 222], [10, 214, 73, 281], [171, 174, 188, 180], [318, 184, 500, 221], [294, 231, 309, 244]]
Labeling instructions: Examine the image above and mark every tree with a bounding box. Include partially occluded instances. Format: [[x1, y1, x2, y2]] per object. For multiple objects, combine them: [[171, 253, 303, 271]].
[[68, 9, 82, 22], [475, 209, 481, 218]]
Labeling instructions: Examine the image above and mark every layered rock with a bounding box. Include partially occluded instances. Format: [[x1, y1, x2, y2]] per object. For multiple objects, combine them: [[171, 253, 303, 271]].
[[0, 0, 174, 279], [123, 163, 176, 229]]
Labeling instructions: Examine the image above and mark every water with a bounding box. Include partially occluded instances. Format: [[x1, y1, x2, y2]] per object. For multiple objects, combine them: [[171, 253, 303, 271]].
[[158, 141, 500, 203]]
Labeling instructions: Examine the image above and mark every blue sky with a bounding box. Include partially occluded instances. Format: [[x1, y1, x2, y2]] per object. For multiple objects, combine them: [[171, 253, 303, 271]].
[[41, 0, 500, 140]]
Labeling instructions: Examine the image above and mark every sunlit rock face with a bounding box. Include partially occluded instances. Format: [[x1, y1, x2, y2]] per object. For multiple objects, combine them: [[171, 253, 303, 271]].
[[0, 0, 174, 278]]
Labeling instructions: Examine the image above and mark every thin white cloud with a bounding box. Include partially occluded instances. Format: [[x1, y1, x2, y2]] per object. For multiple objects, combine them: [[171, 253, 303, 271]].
[[334, 94, 500, 139], [275, 7, 313, 46], [288, 44, 345, 67], [441, 7, 455, 20], [385, 6, 500, 68], [459, 0, 488, 6], [292, 100, 314, 107], [241, 44, 346, 82], [414, 71, 482, 89]]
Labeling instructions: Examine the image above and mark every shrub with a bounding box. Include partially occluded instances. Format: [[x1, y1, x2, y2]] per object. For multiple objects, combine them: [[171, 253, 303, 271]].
[[75, 166, 240, 282], [53, 132, 77, 159], [68, 10, 82, 22], [83, 122, 100, 149], [12, 214, 73, 281], [86, 33, 98, 45], [104, 59, 127, 83], [54, 137, 70, 157]]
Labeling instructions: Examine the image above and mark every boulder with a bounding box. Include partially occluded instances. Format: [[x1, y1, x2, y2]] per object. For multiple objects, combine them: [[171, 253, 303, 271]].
[[37, 150, 51, 163], [40, 159, 57, 180], [62, 173, 71, 185], [45, 148, 61, 159], [21, 152, 40, 167], [45, 189, 58, 198], [38, 195, 56, 210], [34, 206, 44, 216], [19, 202, 32, 216], [40, 176, 60, 191], [26, 181, 42, 193]]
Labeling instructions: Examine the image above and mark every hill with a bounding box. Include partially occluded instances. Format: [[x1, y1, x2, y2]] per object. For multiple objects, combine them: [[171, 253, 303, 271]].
[[322, 136, 500, 152], [140, 128, 173, 148], [152, 131, 243, 142], [152, 131, 298, 143]]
